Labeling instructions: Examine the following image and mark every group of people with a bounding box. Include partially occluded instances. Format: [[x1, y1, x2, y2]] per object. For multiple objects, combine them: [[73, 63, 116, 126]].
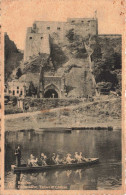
[[14, 146, 86, 167], [27, 153, 47, 167], [27, 152, 86, 167]]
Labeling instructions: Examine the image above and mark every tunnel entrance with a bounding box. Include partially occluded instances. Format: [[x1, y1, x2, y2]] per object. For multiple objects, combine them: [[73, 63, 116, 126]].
[[44, 89, 58, 98]]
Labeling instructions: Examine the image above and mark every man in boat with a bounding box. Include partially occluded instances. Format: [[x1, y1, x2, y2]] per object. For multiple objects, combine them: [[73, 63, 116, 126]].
[[74, 152, 79, 162], [55, 154, 62, 165], [74, 152, 84, 163], [15, 146, 21, 167], [28, 154, 38, 167], [65, 153, 74, 164], [79, 152, 87, 161], [40, 153, 47, 165], [51, 153, 56, 164], [79, 152, 88, 162]]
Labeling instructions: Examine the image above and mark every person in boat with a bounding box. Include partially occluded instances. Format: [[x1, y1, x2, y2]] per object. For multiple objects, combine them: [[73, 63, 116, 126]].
[[65, 153, 74, 164], [51, 153, 56, 164], [40, 153, 47, 166], [79, 152, 87, 162], [74, 152, 79, 162], [55, 154, 62, 165], [74, 152, 83, 163], [28, 154, 38, 167], [15, 146, 21, 167]]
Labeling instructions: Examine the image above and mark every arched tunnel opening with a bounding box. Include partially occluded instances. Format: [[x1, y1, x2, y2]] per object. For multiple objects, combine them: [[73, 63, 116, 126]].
[[44, 89, 58, 98]]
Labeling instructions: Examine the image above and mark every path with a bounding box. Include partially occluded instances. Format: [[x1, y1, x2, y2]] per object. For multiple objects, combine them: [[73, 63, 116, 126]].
[[5, 97, 118, 120]]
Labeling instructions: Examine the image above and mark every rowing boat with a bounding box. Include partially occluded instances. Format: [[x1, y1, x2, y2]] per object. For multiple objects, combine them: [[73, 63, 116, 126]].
[[11, 158, 99, 173]]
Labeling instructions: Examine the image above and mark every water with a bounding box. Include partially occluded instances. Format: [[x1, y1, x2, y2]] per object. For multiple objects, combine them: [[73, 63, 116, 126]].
[[5, 130, 122, 190]]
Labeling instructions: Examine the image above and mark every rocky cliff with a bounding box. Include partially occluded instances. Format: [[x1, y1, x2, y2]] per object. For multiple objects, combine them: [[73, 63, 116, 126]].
[[4, 34, 23, 80]]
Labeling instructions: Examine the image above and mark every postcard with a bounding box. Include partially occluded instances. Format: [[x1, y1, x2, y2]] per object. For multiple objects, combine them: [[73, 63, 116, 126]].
[[0, 0, 125, 194]]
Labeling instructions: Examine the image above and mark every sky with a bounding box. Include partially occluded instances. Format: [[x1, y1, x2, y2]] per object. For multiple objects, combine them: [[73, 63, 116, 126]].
[[2, 0, 124, 50]]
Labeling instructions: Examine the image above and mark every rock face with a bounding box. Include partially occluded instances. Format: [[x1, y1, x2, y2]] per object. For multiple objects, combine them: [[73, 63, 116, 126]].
[[4, 33, 23, 80]]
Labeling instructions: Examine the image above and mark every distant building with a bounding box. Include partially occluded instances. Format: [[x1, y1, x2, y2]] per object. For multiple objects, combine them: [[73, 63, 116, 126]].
[[5, 80, 26, 98]]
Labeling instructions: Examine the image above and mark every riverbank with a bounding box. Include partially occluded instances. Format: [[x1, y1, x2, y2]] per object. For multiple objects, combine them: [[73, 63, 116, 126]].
[[5, 96, 121, 131]]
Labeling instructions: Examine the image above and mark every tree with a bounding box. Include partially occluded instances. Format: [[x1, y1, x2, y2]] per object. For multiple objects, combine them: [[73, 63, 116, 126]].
[[97, 82, 112, 93], [28, 81, 36, 96], [16, 68, 22, 78]]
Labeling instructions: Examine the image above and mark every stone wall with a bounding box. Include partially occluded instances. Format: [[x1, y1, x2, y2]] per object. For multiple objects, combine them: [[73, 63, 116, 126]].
[[24, 33, 50, 61]]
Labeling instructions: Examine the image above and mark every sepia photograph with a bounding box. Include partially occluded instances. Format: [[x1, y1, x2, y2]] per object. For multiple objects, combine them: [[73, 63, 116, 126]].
[[1, 0, 125, 193]]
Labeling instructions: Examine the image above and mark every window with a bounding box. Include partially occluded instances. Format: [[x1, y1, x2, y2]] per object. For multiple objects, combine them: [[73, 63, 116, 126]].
[[29, 37, 32, 39], [9, 90, 11, 94], [81, 21, 84, 23], [17, 86, 19, 89], [47, 27, 50, 30], [13, 90, 15, 95], [17, 90, 19, 94], [20, 91, 23, 95], [71, 20, 75, 23], [40, 37, 43, 39], [57, 27, 61, 30]]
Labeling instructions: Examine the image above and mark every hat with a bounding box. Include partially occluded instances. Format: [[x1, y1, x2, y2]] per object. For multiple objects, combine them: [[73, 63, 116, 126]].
[[30, 154, 34, 158]]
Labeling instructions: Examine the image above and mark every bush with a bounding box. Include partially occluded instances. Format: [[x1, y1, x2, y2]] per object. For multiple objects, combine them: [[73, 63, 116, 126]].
[[9, 96, 17, 106], [5, 107, 23, 115], [97, 82, 113, 92]]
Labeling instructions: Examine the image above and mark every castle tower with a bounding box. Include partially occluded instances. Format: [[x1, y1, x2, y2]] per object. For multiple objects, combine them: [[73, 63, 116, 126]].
[[24, 18, 98, 61], [24, 29, 50, 61]]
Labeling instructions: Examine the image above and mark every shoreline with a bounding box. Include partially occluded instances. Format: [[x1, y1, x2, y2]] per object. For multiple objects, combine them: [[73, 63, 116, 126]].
[[5, 116, 121, 132], [5, 97, 121, 132]]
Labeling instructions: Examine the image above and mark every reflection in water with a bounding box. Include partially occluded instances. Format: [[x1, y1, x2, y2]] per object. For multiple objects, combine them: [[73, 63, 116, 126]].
[[5, 130, 121, 190], [75, 169, 82, 179], [15, 173, 21, 190], [66, 170, 72, 178]]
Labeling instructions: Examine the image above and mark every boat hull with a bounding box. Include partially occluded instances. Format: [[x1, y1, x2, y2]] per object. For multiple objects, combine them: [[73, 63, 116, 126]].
[[11, 158, 99, 173]]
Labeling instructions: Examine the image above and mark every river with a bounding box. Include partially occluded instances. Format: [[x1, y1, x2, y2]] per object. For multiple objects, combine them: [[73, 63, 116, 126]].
[[5, 129, 121, 190]]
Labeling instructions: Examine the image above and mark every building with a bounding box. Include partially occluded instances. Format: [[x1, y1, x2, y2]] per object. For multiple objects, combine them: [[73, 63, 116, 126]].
[[5, 80, 26, 98]]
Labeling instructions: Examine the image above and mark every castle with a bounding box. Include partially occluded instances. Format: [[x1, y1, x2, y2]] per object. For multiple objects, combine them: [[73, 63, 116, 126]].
[[24, 18, 98, 61], [22, 17, 121, 99]]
